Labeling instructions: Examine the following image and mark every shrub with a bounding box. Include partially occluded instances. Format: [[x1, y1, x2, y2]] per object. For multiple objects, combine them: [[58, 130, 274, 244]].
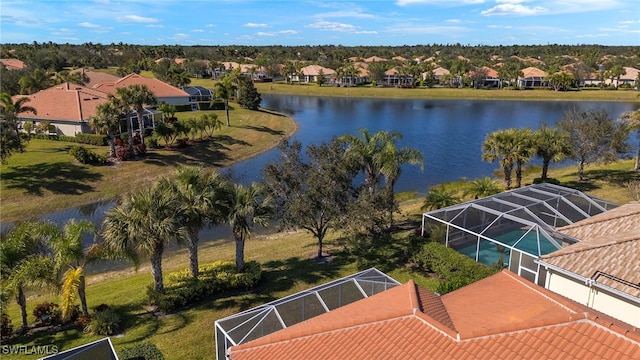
[[147, 136, 160, 149], [120, 342, 165, 360], [83, 308, 120, 335], [1, 314, 12, 340], [133, 143, 147, 156], [411, 242, 498, 294], [115, 144, 132, 161], [148, 260, 261, 313], [75, 133, 108, 146], [32, 302, 61, 326], [533, 177, 561, 185], [69, 145, 108, 165]]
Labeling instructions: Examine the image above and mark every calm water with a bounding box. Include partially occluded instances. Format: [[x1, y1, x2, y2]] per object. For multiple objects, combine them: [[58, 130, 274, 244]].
[[2, 96, 636, 247]]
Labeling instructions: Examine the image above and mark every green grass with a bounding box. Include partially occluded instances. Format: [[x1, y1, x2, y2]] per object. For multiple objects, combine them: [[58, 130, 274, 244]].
[[2, 215, 436, 359], [0, 105, 296, 222]]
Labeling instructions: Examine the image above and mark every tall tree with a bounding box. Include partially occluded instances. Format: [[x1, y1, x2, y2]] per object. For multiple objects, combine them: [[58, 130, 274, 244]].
[[482, 128, 519, 190], [89, 99, 122, 158], [115, 84, 157, 147], [215, 76, 235, 126], [102, 183, 184, 292], [262, 139, 358, 259], [619, 110, 640, 171], [0, 221, 55, 330], [222, 182, 273, 272], [513, 128, 536, 188], [48, 220, 104, 319], [159, 166, 227, 279], [557, 109, 631, 181], [18, 68, 51, 94], [0, 92, 37, 163], [534, 125, 572, 180]]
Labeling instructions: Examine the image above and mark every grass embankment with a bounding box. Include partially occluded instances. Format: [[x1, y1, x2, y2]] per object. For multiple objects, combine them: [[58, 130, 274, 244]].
[[0, 105, 296, 222], [188, 77, 640, 102]]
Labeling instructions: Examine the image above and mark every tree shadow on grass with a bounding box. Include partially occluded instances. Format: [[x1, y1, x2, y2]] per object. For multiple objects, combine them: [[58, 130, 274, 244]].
[[559, 168, 639, 193], [205, 257, 341, 314], [2, 162, 102, 196], [144, 135, 250, 168], [238, 125, 285, 136]]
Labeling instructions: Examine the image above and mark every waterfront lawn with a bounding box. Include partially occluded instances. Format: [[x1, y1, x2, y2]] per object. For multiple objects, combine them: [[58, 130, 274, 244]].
[[3, 221, 437, 359], [0, 105, 296, 222]]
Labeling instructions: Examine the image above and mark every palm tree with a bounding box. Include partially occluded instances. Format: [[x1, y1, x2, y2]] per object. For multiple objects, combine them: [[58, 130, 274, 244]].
[[115, 84, 157, 146], [1, 92, 37, 163], [377, 134, 424, 226], [18, 68, 51, 94], [422, 187, 460, 211], [222, 182, 273, 272], [620, 110, 640, 171], [48, 220, 105, 319], [215, 76, 235, 127], [482, 128, 519, 190], [534, 125, 572, 180], [0, 221, 56, 330], [89, 99, 122, 158], [464, 177, 502, 199], [160, 166, 227, 279], [339, 129, 392, 194], [513, 128, 536, 188], [102, 183, 184, 292]]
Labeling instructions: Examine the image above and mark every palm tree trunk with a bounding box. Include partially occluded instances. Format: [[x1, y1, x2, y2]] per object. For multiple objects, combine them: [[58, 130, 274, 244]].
[[107, 134, 116, 158], [541, 158, 551, 179], [503, 164, 513, 190], [235, 234, 245, 272], [187, 229, 199, 279], [515, 160, 523, 188], [137, 109, 145, 145], [578, 160, 586, 181], [634, 142, 640, 171], [150, 249, 164, 292], [225, 101, 230, 127], [78, 276, 89, 317], [17, 287, 28, 329]]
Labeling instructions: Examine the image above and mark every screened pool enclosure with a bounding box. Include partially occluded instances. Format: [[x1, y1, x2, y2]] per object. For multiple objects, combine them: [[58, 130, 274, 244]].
[[215, 268, 400, 360], [421, 183, 617, 285]]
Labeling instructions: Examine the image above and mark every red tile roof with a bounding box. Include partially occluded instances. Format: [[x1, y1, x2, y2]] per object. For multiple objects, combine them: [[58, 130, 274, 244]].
[[541, 202, 640, 297], [93, 73, 189, 98], [229, 271, 640, 360], [70, 68, 121, 88], [13, 83, 110, 122], [0, 58, 26, 70]]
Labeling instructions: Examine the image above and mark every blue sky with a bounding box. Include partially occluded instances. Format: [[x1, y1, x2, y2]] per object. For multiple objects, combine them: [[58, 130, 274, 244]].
[[1, 0, 638, 46]]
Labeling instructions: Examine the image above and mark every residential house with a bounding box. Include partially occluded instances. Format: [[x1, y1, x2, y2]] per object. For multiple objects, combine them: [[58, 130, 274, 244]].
[[0, 58, 26, 70], [467, 66, 501, 88], [392, 56, 407, 62], [336, 62, 369, 86], [291, 65, 335, 83], [606, 67, 639, 88], [363, 56, 387, 63], [13, 82, 111, 135], [181, 85, 214, 102], [426, 66, 450, 85], [383, 68, 413, 87], [537, 202, 640, 327], [93, 73, 190, 106], [517, 66, 549, 88], [70, 68, 121, 88], [219, 269, 640, 360]]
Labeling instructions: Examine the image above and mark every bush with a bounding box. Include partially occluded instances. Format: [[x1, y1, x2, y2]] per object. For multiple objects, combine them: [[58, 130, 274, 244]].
[[69, 145, 108, 165], [411, 242, 497, 294], [83, 308, 120, 335], [1, 314, 12, 340], [147, 260, 261, 313], [33, 302, 61, 326], [75, 133, 108, 146], [533, 177, 561, 185], [115, 144, 132, 161], [120, 342, 165, 360], [147, 136, 160, 149], [174, 104, 193, 112]]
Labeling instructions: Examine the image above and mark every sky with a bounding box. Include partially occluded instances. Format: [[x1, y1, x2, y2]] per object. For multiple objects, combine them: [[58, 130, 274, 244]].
[[1, 0, 639, 46]]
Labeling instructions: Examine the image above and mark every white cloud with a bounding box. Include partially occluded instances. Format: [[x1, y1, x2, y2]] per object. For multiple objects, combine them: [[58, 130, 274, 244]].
[[256, 32, 274, 36], [206, 23, 216, 27], [280, 30, 297, 34], [77, 21, 112, 33], [244, 23, 268, 28], [256, 30, 298, 36], [481, 4, 548, 16], [445, 19, 461, 23], [306, 21, 356, 32], [354, 30, 378, 34], [78, 22, 100, 28], [396, 0, 485, 5], [117, 15, 160, 23], [192, 29, 204, 32], [313, 10, 375, 19], [146, 24, 165, 28], [386, 25, 470, 34]]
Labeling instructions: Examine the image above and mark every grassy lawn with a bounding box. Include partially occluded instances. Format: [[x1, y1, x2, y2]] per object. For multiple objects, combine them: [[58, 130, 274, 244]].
[[225, 80, 639, 102], [0, 105, 296, 222]]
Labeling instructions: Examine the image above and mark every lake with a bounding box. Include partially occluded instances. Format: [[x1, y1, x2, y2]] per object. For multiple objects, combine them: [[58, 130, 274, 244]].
[[2, 96, 636, 245]]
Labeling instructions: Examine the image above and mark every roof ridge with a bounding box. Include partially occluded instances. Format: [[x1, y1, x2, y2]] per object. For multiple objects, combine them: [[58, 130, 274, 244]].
[[542, 232, 640, 259]]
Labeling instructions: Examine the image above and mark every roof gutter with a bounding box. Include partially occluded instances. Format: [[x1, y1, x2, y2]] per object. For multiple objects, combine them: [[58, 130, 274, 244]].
[[536, 260, 640, 305]]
